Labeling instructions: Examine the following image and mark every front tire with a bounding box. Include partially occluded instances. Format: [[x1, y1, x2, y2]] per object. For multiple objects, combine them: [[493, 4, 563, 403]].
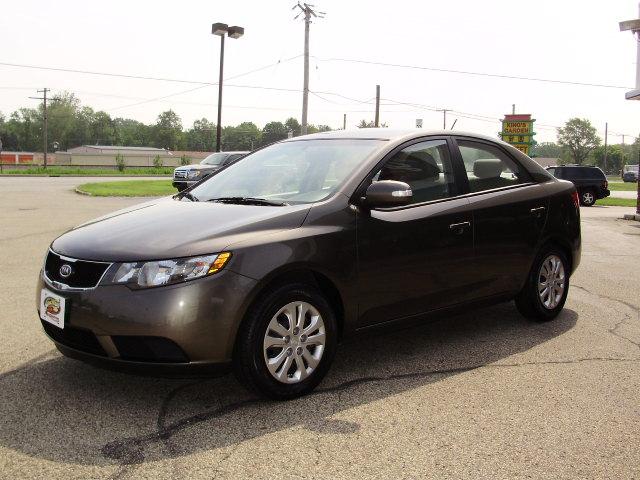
[[233, 283, 338, 400], [515, 246, 570, 322]]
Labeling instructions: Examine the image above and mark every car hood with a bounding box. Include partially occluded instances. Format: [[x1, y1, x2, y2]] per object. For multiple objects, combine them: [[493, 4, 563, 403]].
[[176, 164, 217, 171], [51, 198, 311, 262]]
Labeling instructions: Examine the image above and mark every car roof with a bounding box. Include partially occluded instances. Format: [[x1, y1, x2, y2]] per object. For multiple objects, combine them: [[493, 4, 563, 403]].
[[282, 128, 509, 145]]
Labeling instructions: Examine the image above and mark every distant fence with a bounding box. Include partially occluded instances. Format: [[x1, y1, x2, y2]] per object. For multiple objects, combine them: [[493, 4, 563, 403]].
[[55, 152, 182, 167], [0, 150, 210, 167], [0, 152, 37, 164]]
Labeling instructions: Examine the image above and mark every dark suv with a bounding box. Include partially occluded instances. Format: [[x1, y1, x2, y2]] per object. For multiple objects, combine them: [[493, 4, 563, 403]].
[[546, 165, 609, 206]]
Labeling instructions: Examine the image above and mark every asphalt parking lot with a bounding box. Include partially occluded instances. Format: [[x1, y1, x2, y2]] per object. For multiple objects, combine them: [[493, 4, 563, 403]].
[[0, 177, 638, 480]]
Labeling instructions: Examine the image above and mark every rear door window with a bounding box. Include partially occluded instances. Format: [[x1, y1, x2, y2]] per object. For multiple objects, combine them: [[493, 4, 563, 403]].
[[457, 140, 526, 193]]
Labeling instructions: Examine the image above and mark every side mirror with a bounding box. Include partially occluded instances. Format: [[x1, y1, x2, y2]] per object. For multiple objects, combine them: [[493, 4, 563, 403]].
[[363, 180, 412, 208]]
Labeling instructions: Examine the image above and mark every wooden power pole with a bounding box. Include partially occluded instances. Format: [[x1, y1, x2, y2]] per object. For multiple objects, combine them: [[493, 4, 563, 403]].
[[374, 85, 380, 127], [294, 3, 324, 135], [30, 88, 49, 168]]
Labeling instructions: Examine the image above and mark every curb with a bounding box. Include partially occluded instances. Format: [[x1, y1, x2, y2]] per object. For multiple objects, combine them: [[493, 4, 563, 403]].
[[74, 187, 93, 196]]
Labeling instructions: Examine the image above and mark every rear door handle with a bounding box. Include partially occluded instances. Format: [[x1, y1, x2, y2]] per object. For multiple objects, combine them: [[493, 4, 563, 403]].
[[449, 221, 471, 234], [530, 206, 546, 217]]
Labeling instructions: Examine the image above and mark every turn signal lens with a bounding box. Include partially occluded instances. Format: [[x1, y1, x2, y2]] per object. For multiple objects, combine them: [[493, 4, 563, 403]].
[[208, 252, 231, 274]]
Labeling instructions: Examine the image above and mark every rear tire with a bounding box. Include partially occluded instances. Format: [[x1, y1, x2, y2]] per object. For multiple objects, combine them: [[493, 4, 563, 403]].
[[233, 283, 338, 400], [515, 245, 570, 322], [580, 189, 596, 206]]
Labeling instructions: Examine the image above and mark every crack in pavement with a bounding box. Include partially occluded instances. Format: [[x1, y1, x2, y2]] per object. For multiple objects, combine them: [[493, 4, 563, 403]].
[[99, 355, 639, 472], [573, 284, 640, 349]]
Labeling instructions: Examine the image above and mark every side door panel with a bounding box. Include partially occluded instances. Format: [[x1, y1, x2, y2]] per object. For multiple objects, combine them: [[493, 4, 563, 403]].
[[452, 137, 549, 296], [355, 137, 477, 328], [466, 184, 549, 296], [357, 198, 474, 327]]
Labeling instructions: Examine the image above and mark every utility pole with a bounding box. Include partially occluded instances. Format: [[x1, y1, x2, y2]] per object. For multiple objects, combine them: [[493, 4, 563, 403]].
[[512, 104, 516, 114], [343, 113, 346, 130], [374, 85, 380, 127], [30, 88, 49, 168], [437, 108, 450, 130], [604, 122, 608, 174], [294, 3, 324, 135]]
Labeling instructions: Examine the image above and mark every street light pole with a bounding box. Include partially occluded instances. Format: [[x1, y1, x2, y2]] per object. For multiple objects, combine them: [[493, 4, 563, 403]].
[[620, 4, 640, 216], [212, 23, 244, 153], [216, 33, 225, 152]]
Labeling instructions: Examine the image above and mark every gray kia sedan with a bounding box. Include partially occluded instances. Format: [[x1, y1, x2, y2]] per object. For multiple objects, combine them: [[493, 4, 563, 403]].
[[38, 130, 581, 399]]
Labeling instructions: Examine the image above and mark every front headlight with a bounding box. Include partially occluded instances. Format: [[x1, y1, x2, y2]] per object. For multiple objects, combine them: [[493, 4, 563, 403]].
[[187, 170, 202, 179], [108, 252, 231, 288]]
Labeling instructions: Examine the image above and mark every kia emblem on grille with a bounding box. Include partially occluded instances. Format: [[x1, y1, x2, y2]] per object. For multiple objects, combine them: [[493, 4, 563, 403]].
[[59, 264, 73, 278]]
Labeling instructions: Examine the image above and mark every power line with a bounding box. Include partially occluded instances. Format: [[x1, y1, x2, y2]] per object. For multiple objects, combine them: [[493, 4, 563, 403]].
[[0, 55, 302, 88], [313, 57, 634, 90]]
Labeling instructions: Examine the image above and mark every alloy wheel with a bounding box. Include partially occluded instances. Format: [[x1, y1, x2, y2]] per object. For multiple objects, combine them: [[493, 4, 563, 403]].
[[537, 254, 566, 309], [263, 301, 326, 384], [582, 191, 594, 205]]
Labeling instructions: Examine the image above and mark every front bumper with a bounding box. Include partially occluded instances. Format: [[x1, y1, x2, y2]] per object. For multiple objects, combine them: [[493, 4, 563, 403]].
[[172, 180, 197, 191], [37, 268, 257, 374]]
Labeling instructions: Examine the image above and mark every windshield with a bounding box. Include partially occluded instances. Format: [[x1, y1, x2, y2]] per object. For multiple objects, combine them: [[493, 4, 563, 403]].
[[201, 153, 229, 166], [189, 139, 384, 204]]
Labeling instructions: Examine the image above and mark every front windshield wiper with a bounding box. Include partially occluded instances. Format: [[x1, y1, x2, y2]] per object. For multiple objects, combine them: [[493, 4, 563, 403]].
[[178, 192, 199, 202], [207, 196, 288, 206]]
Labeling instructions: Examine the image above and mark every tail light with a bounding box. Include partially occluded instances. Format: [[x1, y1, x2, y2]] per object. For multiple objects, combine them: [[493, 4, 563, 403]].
[[571, 190, 580, 210], [604, 180, 608, 189]]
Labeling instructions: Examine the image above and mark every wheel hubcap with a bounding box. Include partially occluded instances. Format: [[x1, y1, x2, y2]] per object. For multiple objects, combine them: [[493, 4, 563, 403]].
[[537, 254, 566, 309], [263, 301, 326, 384], [583, 192, 593, 203]]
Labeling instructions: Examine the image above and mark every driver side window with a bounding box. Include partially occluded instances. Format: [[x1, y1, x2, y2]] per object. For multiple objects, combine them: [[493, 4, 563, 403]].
[[373, 139, 456, 205]]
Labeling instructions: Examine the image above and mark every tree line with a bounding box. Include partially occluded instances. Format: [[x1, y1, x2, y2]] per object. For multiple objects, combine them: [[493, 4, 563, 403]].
[[1, 94, 638, 174], [0, 92, 332, 153], [531, 117, 640, 174]]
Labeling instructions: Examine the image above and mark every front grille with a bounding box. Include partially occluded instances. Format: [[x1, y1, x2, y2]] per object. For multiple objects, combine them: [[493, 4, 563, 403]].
[[42, 320, 107, 356], [45, 250, 110, 289], [112, 336, 189, 363], [174, 170, 187, 179]]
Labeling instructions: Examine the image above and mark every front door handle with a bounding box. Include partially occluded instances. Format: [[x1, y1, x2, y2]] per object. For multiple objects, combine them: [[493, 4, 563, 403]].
[[530, 206, 546, 217], [449, 221, 471, 234]]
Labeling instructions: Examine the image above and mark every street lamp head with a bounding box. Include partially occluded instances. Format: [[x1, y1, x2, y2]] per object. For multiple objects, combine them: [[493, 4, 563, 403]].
[[227, 25, 244, 39], [212, 22, 228, 36], [620, 18, 640, 32]]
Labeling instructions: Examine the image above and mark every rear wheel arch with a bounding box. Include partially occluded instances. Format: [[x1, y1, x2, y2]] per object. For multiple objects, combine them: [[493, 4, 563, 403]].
[[537, 237, 574, 275]]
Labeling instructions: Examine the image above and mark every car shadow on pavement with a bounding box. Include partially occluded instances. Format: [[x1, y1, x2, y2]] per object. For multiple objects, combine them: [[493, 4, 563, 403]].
[[0, 302, 577, 473]]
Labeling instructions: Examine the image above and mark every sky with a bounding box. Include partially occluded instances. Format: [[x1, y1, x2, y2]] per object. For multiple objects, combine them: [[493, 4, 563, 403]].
[[1, 0, 640, 144]]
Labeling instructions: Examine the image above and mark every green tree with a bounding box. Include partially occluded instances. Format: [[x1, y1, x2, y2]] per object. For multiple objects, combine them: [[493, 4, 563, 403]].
[[260, 121, 288, 146], [284, 117, 301, 137], [557, 118, 600, 164], [114, 118, 152, 146], [90, 111, 115, 146], [357, 120, 387, 128], [531, 141, 562, 158], [153, 110, 182, 151], [593, 145, 624, 175], [223, 122, 261, 150], [184, 118, 215, 151]]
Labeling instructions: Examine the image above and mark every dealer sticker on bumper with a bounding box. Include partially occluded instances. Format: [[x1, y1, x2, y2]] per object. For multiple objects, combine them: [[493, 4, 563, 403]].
[[40, 288, 66, 329]]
